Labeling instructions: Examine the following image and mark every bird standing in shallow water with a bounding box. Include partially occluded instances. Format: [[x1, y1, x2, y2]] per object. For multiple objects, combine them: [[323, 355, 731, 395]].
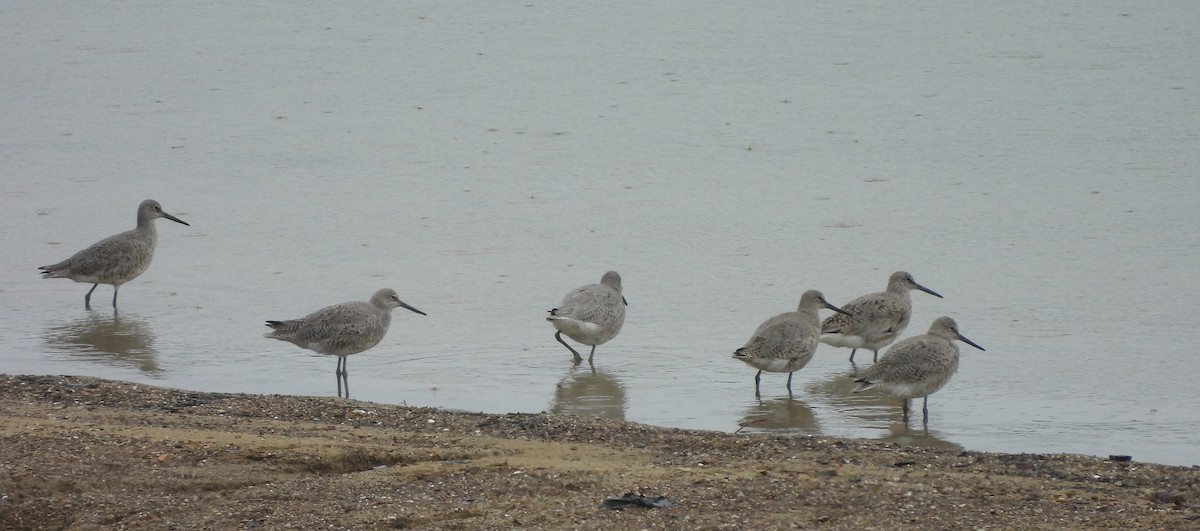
[[547, 271, 626, 364], [820, 271, 942, 362], [733, 289, 851, 398], [39, 199, 190, 310], [264, 288, 426, 398], [852, 316, 985, 425]]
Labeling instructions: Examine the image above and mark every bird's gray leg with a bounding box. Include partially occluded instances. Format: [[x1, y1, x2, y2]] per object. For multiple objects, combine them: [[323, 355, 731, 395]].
[[786, 372, 794, 396], [111, 285, 120, 308], [587, 345, 596, 363], [555, 331, 583, 361], [754, 370, 762, 399], [335, 357, 348, 398], [849, 348, 858, 362], [84, 284, 98, 310], [872, 349, 879, 362], [922, 396, 929, 426], [902, 399, 910, 423]]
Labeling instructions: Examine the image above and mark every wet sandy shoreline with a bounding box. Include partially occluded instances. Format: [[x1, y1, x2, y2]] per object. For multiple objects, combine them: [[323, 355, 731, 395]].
[[1, 374, 1196, 529]]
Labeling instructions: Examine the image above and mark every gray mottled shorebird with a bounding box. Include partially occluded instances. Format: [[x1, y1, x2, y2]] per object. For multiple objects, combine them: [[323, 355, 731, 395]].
[[820, 271, 943, 362], [546, 271, 627, 363], [38, 199, 190, 310], [852, 316, 985, 425], [264, 288, 426, 398], [733, 289, 851, 398]]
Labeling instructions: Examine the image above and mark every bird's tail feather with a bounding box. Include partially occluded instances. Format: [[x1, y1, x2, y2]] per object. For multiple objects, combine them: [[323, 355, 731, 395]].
[[38, 263, 65, 279]]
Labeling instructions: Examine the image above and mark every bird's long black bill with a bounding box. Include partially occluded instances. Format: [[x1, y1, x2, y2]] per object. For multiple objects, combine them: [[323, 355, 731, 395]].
[[915, 282, 942, 299], [163, 212, 190, 226], [825, 301, 852, 316], [401, 302, 427, 316], [958, 334, 985, 351]]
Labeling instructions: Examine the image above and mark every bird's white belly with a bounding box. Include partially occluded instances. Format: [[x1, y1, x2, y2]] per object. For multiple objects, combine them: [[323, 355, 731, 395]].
[[549, 317, 603, 345], [879, 381, 940, 399], [820, 333, 866, 349], [739, 356, 806, 373]]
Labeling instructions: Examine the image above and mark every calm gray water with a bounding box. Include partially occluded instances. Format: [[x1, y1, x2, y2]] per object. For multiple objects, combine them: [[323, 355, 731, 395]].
[[3, 2, 1198, 466]]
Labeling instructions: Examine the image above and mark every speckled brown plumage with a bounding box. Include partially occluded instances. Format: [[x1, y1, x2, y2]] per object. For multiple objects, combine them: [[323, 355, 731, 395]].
[[852, 316, 985, 424], [733, 289, 849, 397], [265, 288, 426, 398], [39, 199, 189, 309], [820, 271, 943, 362], [547, 271, 627, 363]]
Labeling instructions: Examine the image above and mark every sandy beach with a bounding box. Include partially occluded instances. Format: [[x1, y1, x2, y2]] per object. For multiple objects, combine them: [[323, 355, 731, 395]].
[[1, 374, 1196, 529]]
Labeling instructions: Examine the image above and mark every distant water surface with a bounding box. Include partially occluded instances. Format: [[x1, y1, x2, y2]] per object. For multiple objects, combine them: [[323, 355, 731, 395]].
[[2, 1, 1198, 466]]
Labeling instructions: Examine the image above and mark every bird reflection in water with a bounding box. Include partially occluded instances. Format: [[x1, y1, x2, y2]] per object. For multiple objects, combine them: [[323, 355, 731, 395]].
[[550, 363, 627, 421], [805, 367, 963, 452], [806, 365, 901, 425], [878, 422, 964, 453], [736, 397, 820, 435], [43, 311, 161, 375]]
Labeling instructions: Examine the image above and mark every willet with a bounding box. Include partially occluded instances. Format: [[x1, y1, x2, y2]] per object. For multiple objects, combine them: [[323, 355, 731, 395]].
[[820, 271, 942, 362], [39, 199, 190, 310], [852, 316, 985, 425], [733, 289, 850, 398], [264, 288, 426, 398], [546, 271, 627, 363]]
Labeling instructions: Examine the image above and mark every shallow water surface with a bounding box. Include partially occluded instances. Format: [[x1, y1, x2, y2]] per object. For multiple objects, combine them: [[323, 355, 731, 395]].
[[2, 1, 1198, 466]]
